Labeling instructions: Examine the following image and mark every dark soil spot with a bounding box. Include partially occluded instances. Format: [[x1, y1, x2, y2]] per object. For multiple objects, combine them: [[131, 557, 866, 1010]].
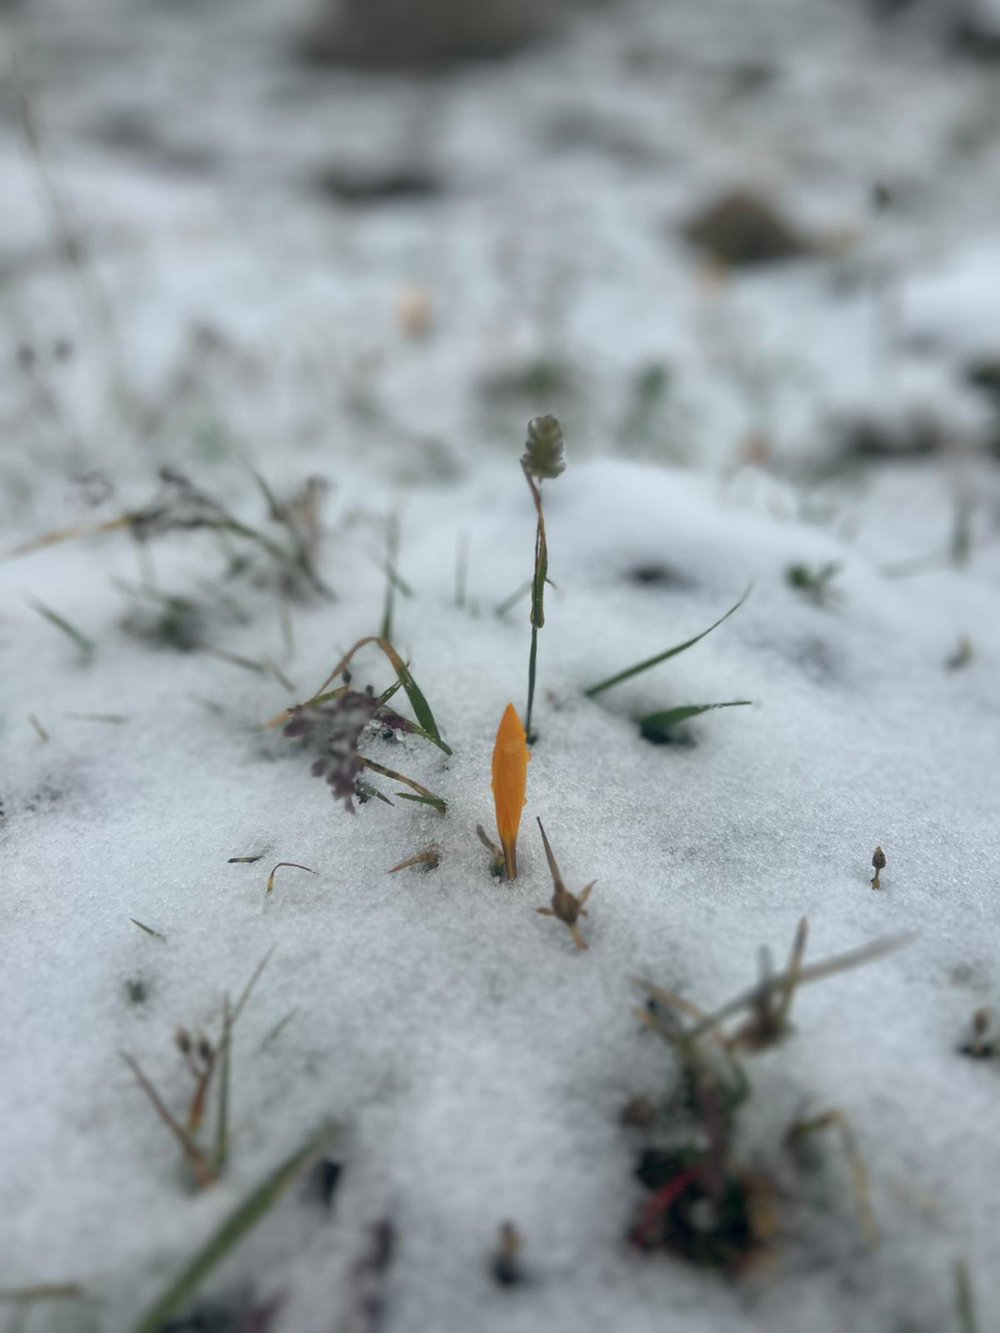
[[624, 563, 694, 591], [681, 189, 813, 266], [315, 165, 444, 206]]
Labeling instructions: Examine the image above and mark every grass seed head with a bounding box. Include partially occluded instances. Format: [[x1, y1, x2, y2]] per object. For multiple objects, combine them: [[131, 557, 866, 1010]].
[[521, 414, 566, 481]]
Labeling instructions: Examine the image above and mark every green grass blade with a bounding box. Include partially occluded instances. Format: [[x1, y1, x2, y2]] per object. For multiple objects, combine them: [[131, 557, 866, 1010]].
[[213, 997, 232, 1175], [395, 791, 448, 814], [584, 587, 751, 698], [64, 711, 130, 724], [300, 638, 451, 755], [130, 917, 167, 942], [357, 781, 395, 807], [131, 1121, 339, 1333], [29, 598, 94, 660], [955, 1260, 979, 1333], [357, 756, 447, 813], [494, 579, 533, 618], [0, 1285, 86, 1303], [639, 700, 752, 742], [377, 641, 452, 755]]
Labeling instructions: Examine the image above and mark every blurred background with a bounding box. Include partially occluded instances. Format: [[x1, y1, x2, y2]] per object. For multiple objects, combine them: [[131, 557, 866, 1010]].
[[3, 0, 1000, 533]]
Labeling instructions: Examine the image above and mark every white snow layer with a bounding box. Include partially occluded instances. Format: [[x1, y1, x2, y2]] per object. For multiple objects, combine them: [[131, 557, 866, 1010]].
[[2, 0, 1000, 1331]]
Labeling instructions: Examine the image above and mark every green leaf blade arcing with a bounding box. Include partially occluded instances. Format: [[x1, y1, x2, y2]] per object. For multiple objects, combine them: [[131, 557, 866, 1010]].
[[377, 639, 452, 755], [131, 1121, 339, 1333], [584, 587, 751, 699], [277, 636, 452, 755], [638, 701, 752, 743]]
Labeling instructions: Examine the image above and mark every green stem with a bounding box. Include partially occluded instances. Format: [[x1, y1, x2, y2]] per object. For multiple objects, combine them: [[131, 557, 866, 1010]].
[[525, 624, 539, 742]]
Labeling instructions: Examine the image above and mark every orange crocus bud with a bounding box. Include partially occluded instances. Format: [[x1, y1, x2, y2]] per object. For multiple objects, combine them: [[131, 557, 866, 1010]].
[[491, 703, 530, 880]]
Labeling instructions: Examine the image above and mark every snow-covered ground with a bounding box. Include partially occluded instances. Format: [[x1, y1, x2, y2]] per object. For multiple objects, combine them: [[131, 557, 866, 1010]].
[[2, 1, 1000, 1330]]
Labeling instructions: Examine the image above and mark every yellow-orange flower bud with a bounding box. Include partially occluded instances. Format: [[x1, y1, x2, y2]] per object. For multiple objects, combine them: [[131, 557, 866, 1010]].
[[491, 703, 530, 880]]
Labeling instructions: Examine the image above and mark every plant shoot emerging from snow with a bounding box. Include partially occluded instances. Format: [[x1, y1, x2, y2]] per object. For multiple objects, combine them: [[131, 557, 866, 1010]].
[[535, 818, 595, 950], [492, 703, 530, 880], [520, 414, 564, 740]]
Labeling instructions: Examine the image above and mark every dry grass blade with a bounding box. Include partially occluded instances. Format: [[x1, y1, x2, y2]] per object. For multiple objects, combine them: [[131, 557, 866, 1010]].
[[536, 817, 565, 891], [121, 1052, 215, 1188], [785, 1108, 877, 1245], [266, 863, 318, 896], [387, 849, 440, 873], [775, 916, 809, 1028], [687, 929, 911, 1044], [535, 817, 593, 949], [641, 982, 711, 1027], [6, 515, 131, 561], [232, 949, 275, 1024]]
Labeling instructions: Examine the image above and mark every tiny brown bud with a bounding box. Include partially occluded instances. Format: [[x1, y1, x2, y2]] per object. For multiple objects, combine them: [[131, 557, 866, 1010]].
[[492, 1222, 524, 1288], [871, 845, 886, 890], [175, 1027, 192, 1055], [960, 1007, 996, 1059]]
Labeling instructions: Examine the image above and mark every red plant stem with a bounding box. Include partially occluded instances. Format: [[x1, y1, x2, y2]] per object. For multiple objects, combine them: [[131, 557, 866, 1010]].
[[633, 1167, 701, 1246]]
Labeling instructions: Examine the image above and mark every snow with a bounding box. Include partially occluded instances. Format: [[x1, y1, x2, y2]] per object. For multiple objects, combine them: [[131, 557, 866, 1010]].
[[2, 1, 1000, 1330]]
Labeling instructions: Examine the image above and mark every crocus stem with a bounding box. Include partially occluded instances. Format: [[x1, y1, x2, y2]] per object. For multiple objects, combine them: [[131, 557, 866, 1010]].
[[501, 836, 518, 881]]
